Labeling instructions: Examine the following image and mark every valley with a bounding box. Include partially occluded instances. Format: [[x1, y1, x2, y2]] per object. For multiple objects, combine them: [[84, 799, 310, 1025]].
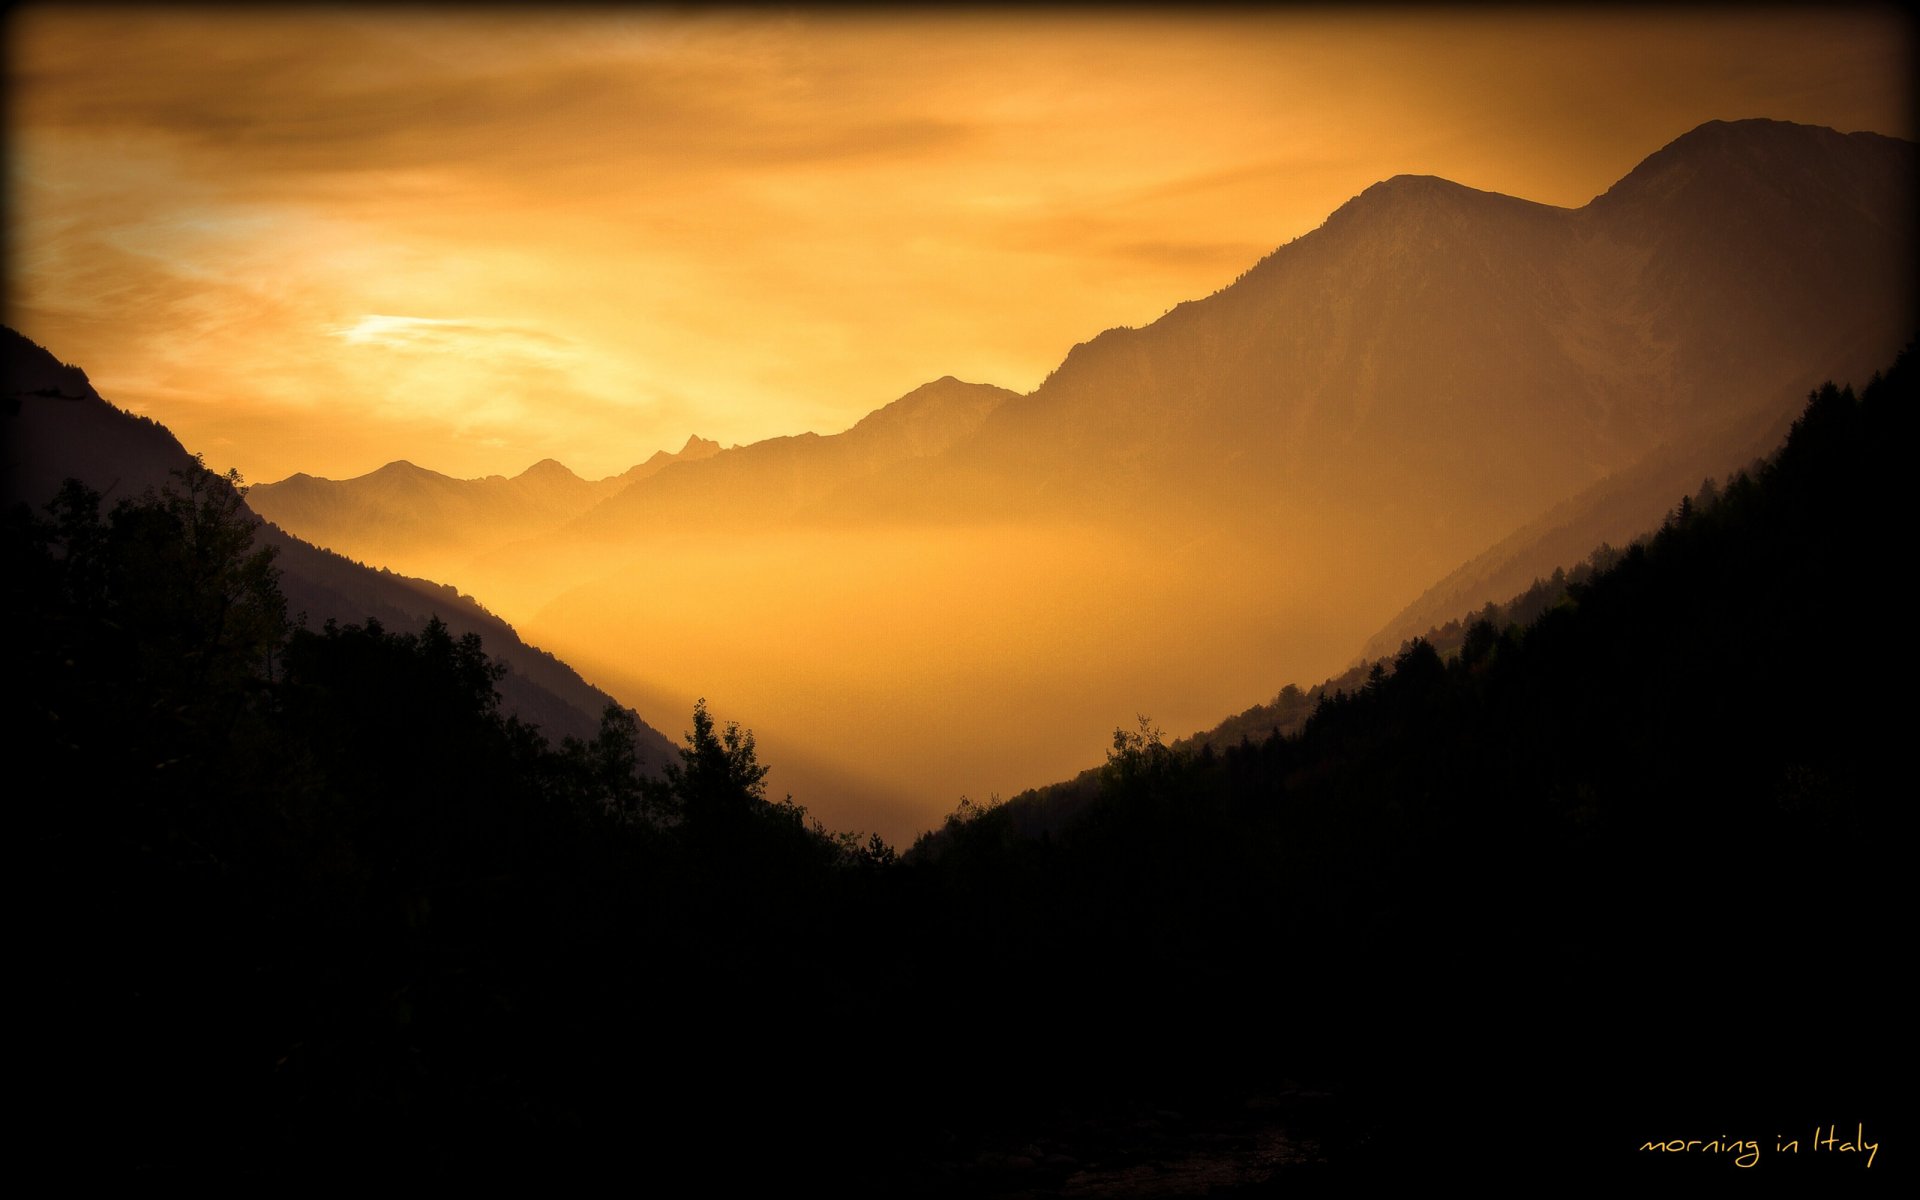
[[244, 119, 1913, 841]]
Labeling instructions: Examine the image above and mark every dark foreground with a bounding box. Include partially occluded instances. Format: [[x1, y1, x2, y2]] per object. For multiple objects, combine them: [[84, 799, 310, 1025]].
[[11, 353, 1905, 1185]]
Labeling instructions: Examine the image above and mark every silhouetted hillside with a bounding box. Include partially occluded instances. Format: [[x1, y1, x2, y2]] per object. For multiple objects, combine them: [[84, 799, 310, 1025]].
[[1177, 540, 1632, 760], [1357, 418, 1782, 663], [9, 458, 894, 1181], [3, 327, 673, 761]]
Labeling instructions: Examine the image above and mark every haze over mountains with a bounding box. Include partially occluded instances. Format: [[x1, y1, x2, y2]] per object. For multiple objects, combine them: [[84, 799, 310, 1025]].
[[3, 327, 676, 770], [247, 436, 723, 587], [178, 120, 1920, 839]]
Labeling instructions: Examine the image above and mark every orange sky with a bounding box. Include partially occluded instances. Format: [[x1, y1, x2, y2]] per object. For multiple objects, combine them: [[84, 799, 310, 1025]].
[[6, 5, 1912, 484]]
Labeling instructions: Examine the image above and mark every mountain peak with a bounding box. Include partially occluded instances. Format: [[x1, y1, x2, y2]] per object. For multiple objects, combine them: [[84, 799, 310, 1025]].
[[856, 376, 1013, 423], [1638, 117, 1860, 170], [3, 326, 99, 400], [1337, 171, 1557, 218], [1593, 117, 1913, 212], [364, 459, 458, 485], [1305, 171, 1566, 251], [837, 376, 1017, 458], [1367, 173, 1464, 195], [893, 374, 1021, 408], [1665, 116, 1832, 151], [517, 457, 579, 482], [678, 434, 722, 457]]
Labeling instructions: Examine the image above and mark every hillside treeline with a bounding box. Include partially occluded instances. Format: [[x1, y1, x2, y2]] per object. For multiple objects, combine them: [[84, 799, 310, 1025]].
[[917, 350, 1905, 1173]]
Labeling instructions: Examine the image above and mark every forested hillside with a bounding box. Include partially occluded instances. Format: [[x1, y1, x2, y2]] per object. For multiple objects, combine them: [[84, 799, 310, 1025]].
[[913, 349, 1905, 1175], [9, 469, 897, 1179]]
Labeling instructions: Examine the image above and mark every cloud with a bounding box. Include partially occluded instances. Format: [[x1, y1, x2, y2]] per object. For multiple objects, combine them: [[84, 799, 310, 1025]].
[[10, 8, 980, 203], [329, 315, 575, 362]]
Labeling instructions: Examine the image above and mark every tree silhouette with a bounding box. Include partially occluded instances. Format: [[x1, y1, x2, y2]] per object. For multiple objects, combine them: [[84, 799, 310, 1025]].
[[661, 697, 771, 832], [566, 703, 656, 823]]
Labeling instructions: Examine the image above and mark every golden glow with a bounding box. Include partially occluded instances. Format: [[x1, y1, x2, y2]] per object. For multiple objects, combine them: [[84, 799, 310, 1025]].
[[7, 6, 1913, 842], [7, 6, 1910, 482], [467, 518, 1382, 842]]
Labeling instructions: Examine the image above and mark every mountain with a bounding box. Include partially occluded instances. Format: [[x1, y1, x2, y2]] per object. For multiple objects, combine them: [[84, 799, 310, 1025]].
[[618, 433, 726, 485], [246, 434, 722, 586], [1355, 396, 1793, 663], [927, 120, 1908, 525], [247, 366, 1015, 587], [2, 327, 676, 766], [559, 374, 1019, 534]]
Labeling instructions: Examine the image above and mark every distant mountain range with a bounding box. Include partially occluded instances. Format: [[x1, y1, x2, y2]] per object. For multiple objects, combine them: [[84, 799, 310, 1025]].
[[3, 327, 677, 769], [25, 118, 1915, 839], [247, 435, 722, 586], [250, 372, 1019, 581]]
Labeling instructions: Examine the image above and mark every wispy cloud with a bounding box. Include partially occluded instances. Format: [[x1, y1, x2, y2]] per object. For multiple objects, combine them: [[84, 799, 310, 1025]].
[[330, 315, 575, 362]]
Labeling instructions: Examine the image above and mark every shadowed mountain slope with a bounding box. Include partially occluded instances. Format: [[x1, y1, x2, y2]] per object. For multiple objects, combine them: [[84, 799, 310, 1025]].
[[1356, 398, 1793, 663], [924, 121, 1910, 535]]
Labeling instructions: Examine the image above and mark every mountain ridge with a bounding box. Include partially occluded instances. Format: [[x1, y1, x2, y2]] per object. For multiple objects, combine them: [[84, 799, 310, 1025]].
[[246, 429, 724, 585]]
